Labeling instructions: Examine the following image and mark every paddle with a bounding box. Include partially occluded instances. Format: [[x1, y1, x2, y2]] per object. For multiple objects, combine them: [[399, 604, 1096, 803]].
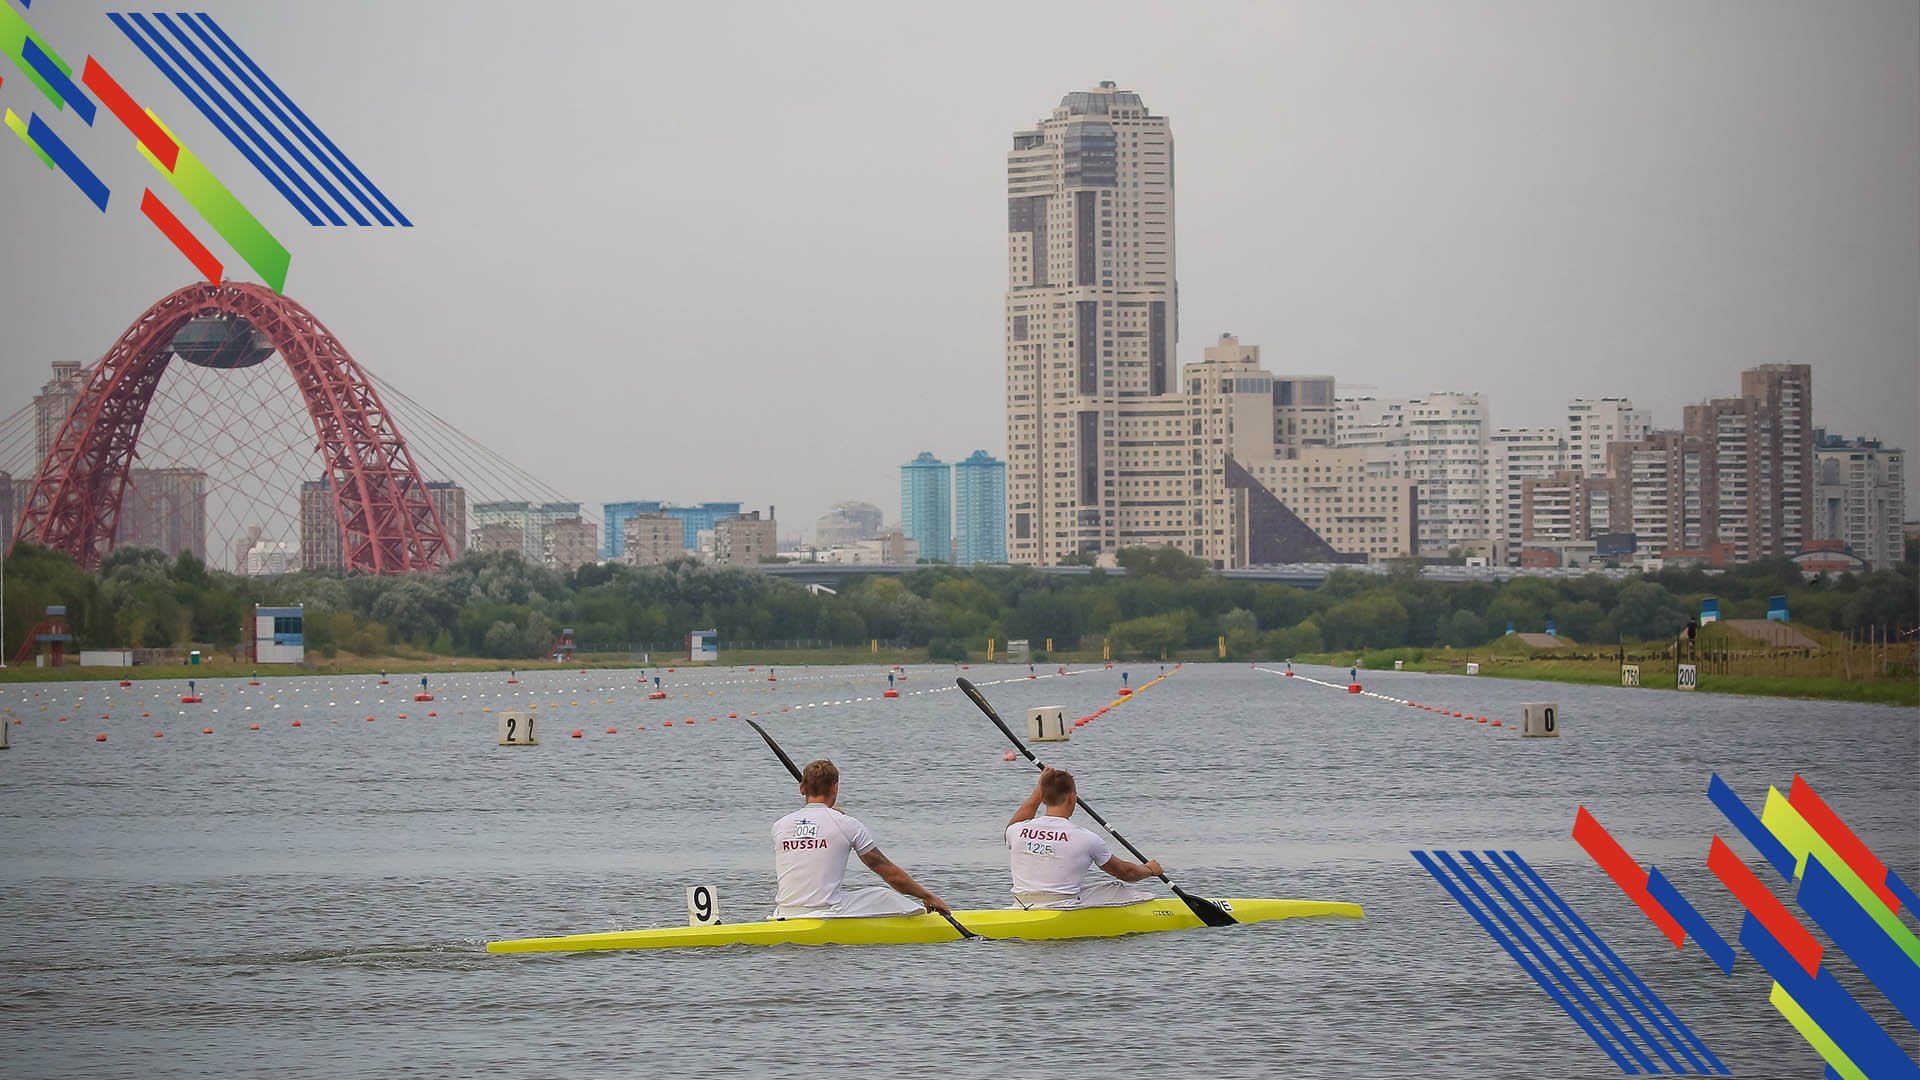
[[743, 718, 977, 940], [956, 676, 1238, 927]]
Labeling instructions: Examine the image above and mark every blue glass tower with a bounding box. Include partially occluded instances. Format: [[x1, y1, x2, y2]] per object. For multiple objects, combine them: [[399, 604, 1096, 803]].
[[953, 450, 1007, 565], [899, 452, 952, 564]]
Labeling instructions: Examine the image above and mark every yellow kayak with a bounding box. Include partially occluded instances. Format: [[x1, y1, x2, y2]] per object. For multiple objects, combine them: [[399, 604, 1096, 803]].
[[486, 897, 1363, 954]]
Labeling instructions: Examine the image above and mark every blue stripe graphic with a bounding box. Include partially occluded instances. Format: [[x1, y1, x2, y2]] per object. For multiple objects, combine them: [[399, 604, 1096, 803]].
[[108, 12, 326, 226], [20, 36, 95, 124], [25, 112, 109, 210], [195, 13, 411, 227], [174, 13, 377, 226], [151, 12, 363, 226], [1797, 855, 1920, 1031], [1463, 851, 1679, 1072], [1413, 850, 1638, 1073], [1646, 867, 1737, 975], [1505, 852, 1730, 1074], [1707, 774, 1796, 879], [1488, 851, 1712, 1074], [1889, 871, 1920, 922], [1739, 913, 1920, 1080]]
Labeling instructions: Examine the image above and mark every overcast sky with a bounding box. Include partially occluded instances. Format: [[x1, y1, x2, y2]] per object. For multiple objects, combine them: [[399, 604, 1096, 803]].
[[3, 1, 1915, 540]]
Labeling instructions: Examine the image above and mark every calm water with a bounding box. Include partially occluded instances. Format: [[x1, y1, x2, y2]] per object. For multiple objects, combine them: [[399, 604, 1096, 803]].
[[1, 663, 1914, 1078]]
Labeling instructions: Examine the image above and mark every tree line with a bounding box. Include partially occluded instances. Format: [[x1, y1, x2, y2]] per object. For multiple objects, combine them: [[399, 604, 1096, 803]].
[[3, 542, 1913, 663]]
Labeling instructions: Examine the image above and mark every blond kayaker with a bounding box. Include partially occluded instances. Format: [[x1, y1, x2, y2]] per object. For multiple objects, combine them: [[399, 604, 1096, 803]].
[[772, 759, 952, 919]]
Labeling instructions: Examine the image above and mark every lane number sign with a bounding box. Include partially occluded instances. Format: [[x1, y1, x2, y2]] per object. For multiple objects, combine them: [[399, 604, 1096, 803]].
[[687, 886, 722, 926]]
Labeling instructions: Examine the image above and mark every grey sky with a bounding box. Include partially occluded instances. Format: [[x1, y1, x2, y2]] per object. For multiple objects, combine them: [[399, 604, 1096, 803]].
[[3, 1, 1915, 544]]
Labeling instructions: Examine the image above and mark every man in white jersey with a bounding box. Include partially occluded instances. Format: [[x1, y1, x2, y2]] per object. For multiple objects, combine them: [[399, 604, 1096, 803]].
[[1007, 767, 1161, 910], [771, 758, 952, 919]]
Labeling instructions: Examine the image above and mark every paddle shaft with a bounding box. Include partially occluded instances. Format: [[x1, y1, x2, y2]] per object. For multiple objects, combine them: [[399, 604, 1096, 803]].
[[956, 677, 1236, 926], [743, 719, 976, 940]]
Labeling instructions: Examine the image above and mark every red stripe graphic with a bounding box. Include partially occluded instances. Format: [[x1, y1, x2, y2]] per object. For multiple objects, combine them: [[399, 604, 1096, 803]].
[[1788, 774, 1899, 912], [1572, 806, 1684, 947], [79, 56, 179, 171], [1707, 834, 1822, 977], [140, 189, 222, 283]]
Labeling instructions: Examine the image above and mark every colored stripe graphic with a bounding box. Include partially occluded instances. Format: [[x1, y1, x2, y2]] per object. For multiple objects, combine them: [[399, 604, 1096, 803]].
[[1892, 873, 1920, 921], [1741, 913, 1920, 1080], [170, 13, 370, 226], [1573, 806, 1685, 947], [1414, 851, 1638, 1073], [20, 34, 94, 123], [1645, 867, 1737, 975], [1497, 852, 1726, 1073], [1797, 855, 1920, 1031], [4, 105, 56, 168], [109, 12, 326, 226], [140, 188, 223, 283], [1762, 786, 1920, 967], [136, 110, 290, 291], [1707, 773, 1797, 879], [1708, 834, 1822, 977], [193, 12, 410, 226], [1460, 851, 1679, 1073], [1771, 982, 1866, 1080], [146, 12, 350, 225], [23, 110, 109, 209], [1788, 774, 1900, 912], [1, 2, 69, 104], [79, 56, 177, 170]]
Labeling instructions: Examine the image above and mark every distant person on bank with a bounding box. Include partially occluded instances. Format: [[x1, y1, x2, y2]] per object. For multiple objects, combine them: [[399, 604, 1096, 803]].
[[771, 759, 951, 919], [1007, 768, 1160, 909]]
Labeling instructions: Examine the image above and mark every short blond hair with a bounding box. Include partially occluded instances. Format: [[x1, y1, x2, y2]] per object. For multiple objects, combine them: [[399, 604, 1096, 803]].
[[1040, 768, 1075, 804], [801, 758, 839, 798]]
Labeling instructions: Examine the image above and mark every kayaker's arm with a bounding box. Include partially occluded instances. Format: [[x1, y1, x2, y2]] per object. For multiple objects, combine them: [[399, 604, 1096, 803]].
[[858, 847, 952, 914], [1099, 854, 1165, 883], [1008, 775, 1047, 826]]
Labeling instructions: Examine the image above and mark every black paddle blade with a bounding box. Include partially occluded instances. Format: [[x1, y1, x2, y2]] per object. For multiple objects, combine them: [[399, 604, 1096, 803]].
[[1173, 885, 1239, 927]]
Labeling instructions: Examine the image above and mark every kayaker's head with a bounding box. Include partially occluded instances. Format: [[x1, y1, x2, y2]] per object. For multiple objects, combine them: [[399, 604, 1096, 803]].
[[800, 758, 840, 806], [1040, 767, 1077, 818]]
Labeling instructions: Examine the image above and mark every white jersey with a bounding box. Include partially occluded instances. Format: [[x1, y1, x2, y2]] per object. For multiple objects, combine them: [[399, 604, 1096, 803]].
[[773, 804, 875, 914], [1007, 814, 1113, 900]]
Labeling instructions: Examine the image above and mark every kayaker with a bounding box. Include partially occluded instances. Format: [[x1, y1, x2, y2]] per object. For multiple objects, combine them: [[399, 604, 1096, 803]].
[[772, 759, 951, 919], [1007, 768, 1160, 909]]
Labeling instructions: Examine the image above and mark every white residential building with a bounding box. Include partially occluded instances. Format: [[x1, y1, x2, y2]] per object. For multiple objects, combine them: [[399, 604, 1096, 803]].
[[1566, 398, 1649, 476], [1487, 428, 1567, 566], [1812, 436, 1905, 570], [1339, 392, 1491, 557]]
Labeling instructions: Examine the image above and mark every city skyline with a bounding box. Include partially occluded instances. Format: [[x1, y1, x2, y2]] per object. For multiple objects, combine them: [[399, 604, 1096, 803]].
[[0, 2, 1913, 546]]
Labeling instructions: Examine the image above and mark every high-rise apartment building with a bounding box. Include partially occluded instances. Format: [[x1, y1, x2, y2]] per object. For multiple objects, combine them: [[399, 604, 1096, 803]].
[[299, 479, 342, 571], [1487, 429, 1566, 566], [714, 509, 778, 567], [1566, 398, 1649, 476], [472, 501, 584, 563], [1005, 82, 1177, 564], [1338, 393, 1490, 556], [953, 451, 1007, 565], [622, 513, 683, 566], [602, 501, 743, 557], [32, 361, 86, 469], [542, 517, 599, 572], [114, 467, 208, 561], [427, 482, 467, 561], [1812, 434, 1905, 570], [1740, 364, 1814, 556], [900, 452, 952, 563]]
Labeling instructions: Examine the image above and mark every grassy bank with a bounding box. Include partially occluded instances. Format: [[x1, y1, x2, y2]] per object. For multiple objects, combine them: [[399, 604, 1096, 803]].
[[1292, 647, 1918, 706]]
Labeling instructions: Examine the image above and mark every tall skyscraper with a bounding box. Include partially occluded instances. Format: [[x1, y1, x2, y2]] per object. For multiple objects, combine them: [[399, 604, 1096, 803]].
[[953, 451, 1007, 565], [1005, 82, 1177, 565], [300, 479, 343, 571], [32, 361, 86, 470], [899, 451, 952, 563]]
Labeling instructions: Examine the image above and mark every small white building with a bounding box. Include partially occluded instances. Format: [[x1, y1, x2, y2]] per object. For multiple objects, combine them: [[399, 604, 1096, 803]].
[[254, 605, 305, 664]]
